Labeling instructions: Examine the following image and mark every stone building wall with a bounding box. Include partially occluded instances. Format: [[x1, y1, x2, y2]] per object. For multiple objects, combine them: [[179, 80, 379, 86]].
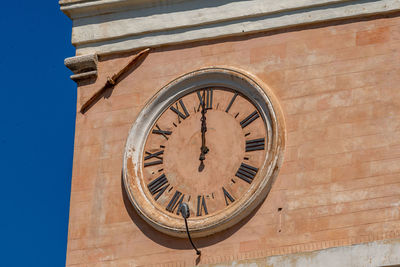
[[66, 13, 400, 266]]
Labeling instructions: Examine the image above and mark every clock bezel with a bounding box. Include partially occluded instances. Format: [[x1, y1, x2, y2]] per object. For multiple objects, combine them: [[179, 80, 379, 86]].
[[123, 67, 285, 238]]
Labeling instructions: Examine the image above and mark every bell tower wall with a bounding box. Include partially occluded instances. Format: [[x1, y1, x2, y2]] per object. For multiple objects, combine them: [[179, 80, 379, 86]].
[[61, 1, 400, 266]]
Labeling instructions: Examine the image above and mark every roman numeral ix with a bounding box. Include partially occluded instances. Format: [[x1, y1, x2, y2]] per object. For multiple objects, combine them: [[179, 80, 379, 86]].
[[245, 138, 265, 152], [240, 111, 259, 128], [235, 163, 258, 184], [144, 150, 163, 167], [147, 174, 169, 200]]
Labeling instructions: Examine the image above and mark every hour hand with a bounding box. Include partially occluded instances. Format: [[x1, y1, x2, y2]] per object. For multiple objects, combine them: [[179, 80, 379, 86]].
[[199, 157, 205, 172], [198, 138, 209, 172], [199, 146, 209, 161]]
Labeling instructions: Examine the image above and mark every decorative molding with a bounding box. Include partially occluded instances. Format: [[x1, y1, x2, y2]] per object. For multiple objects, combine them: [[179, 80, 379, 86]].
[[195, 231, 400, 266], [205, 237, 400, 266], [64, 53, 98, 83], [59, 0, 400, 56]]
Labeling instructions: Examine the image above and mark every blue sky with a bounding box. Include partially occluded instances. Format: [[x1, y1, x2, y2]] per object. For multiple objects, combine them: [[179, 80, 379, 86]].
[[0, 1, 75, 266]]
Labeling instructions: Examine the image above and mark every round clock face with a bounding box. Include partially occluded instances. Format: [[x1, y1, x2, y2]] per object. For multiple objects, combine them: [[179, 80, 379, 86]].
[[143, 88, 267, 217], [123, 68, 284, 237]]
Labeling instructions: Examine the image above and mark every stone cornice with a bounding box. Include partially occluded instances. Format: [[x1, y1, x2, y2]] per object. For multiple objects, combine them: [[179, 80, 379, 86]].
[[59, 0, 187, 19], [70, 0, 353, 45], [60, 0, 400, 56]]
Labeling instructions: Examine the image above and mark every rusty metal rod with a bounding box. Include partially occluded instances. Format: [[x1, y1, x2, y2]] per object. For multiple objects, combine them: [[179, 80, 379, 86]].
[[80, 48, 150, 114]]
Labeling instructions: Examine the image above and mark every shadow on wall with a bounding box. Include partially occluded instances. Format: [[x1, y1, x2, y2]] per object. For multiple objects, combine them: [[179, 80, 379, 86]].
[[120, 172, 263, 250]]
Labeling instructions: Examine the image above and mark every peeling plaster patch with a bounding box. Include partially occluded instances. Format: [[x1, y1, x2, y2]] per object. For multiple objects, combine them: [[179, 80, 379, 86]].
[[391, 200, 400, 207]]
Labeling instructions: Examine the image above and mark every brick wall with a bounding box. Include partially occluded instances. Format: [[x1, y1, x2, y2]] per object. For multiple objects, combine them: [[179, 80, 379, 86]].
[[66, 14, 400, 266]]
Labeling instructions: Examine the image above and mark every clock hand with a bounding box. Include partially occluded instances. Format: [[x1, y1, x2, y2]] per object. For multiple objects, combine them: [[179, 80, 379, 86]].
[[198, 90, 209, 172]]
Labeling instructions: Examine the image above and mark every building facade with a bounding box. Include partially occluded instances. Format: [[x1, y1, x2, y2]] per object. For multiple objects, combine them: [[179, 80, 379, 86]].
[[61, 0, 400, 266]]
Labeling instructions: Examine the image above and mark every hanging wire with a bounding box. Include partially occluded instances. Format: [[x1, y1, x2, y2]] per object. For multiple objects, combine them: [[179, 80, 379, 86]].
[[180, 203, 201, 255]]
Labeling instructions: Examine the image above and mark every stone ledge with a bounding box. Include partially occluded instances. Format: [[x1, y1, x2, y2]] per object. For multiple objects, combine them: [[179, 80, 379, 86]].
[[64, 53, 98, 83], [70, 70, 97, 82]]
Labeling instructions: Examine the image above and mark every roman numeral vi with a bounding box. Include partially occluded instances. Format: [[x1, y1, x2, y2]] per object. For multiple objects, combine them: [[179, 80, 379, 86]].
[[196, 195, 208, 216]]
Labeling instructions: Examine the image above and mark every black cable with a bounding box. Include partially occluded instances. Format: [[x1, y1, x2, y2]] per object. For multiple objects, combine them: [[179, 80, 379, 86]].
[[180, 203, 201, 255], [184, 216, 201, 255]]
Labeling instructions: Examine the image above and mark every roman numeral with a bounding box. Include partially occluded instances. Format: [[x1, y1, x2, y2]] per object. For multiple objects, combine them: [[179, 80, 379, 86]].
[[166, 190, 185, 214], [240, 111, 259, 128], [245, 138, 265, 152], [225, 92, 238, 113], [235, 163, 258, 184], [152, 124, 172, 140], [196, 195, 208, 216], [170, 99, 190, 121], [222, 187, 235, 206], [144, 150, 163, 167], [147, 174, 169, 200], [197, 89, 213, 110]]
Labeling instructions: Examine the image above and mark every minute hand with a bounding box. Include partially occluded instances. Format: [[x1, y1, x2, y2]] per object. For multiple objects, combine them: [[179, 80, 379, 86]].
[[198, 92, 209, 172]]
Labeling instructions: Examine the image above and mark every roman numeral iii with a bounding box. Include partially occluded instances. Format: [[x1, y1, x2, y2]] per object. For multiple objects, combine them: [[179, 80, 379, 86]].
[[144, 150, 163, 167], [235, 163, 258, 184], [196, 195, 208, 216], [245, 138, 265, 152], [240, 111, 259, 128], [147, 174, 169, 200]]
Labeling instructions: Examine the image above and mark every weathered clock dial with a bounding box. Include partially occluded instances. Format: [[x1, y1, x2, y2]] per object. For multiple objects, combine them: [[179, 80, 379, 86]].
[[142, 88, 267, 218], [123, 68, 285, 237]]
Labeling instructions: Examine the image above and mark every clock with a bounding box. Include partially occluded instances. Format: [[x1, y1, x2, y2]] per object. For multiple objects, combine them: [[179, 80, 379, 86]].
[[123, 67, 285, 238]]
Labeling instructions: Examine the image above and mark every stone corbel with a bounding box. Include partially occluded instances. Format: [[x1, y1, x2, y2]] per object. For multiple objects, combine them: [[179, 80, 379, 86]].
[[64, 53, 98, 83]]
